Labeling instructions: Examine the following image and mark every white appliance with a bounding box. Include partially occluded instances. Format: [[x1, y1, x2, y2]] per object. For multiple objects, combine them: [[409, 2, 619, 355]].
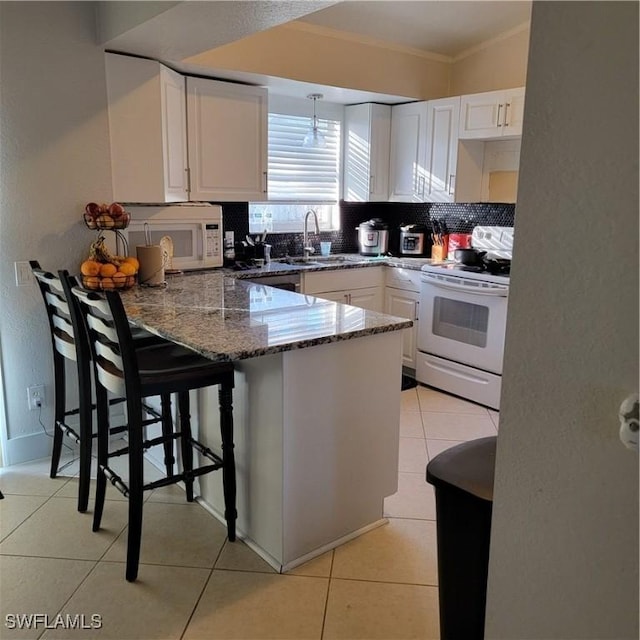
[[120, 204, 223, 270], [416, 226, 513, 409]]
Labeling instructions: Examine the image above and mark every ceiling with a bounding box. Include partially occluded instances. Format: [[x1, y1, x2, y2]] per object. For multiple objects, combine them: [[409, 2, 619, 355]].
[[294, 1, 532, 59], [101, 1, 532, 104]]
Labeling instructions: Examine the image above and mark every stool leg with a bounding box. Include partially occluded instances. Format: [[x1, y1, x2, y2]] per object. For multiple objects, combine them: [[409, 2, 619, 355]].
[[50, 352, 66, 479], [92, 385, 109, 532], [178, 392, 194, 502], [219, 380, 236, 542], [126, 399, 144, 582], [160, 394, 175, 477], [77, 359, 93, 513]]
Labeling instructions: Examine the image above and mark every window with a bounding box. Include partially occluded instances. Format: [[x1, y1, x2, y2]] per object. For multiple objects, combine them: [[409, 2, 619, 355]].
[[249, 96, 342, 233]]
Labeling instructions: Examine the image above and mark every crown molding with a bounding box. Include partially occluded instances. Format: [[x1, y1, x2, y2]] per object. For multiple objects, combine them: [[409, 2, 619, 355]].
[[282, 21, 453, 63], [453, 21, 531, 62]]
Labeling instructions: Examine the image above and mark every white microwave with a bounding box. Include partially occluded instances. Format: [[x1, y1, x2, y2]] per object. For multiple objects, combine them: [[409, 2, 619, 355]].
[[117, 204, 224, 270]]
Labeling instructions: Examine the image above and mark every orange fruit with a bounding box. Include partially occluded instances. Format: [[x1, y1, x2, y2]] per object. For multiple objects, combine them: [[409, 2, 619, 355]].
[[100, 277, 116, 290], [99, 262, 118, 277], [125, 276, 136, 287], [80, 260, 101, 276], [119, 262, 137, 276], [83, 275, 100, 290], [112, 272, 127, 288], [123, 256, 139, 270]]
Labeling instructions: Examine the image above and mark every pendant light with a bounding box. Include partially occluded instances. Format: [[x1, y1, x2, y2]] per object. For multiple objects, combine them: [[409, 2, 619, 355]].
[[302, 93, 326, 148]]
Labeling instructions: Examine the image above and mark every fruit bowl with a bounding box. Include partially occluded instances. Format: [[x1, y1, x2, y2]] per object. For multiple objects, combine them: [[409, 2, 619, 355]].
[[82, 273, 137, 291], [83, 202, 130, 230], [84, 210, 130, 230], [80, 256, 139, 291]]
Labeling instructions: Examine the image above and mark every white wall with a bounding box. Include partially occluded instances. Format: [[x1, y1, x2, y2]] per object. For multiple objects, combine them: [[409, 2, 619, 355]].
[[0, 2, 113, 464], [486, 2, 638, 638]]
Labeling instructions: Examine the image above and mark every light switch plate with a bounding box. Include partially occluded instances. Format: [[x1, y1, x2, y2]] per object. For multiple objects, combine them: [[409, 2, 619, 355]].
[[15, 261, 33, 286]]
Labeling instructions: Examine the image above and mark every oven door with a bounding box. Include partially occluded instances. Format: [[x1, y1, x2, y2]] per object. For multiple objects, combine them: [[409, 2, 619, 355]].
[[418, 272, 508, 374]]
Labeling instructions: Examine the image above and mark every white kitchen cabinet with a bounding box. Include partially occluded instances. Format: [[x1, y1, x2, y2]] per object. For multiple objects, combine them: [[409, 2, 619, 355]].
[[388, 101, 428, 202], [186, 77, 268, 201], [105, 53, 268, 203], [424, 97, 460, 202], [384, 268, 421, 369], [343, 103, 391, 202], [106, 53, 189, 203], [302, 267, 384, 312], [389, 97, 460, 202], [459, 87, 525, 139]]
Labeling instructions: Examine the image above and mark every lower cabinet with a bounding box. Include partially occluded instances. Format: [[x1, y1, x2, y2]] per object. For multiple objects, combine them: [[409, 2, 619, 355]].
[[302, 267, 384, 312], [384, 268, 421, 369]]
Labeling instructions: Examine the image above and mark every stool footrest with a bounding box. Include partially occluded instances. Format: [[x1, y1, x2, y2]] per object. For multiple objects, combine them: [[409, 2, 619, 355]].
[[101, 464, 130, 498], [55, 421, 81, 445]]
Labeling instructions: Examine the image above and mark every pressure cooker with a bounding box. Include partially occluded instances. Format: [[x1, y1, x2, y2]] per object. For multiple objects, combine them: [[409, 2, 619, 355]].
[[399, 223, 429, 257], [357, 218, 389, 256]]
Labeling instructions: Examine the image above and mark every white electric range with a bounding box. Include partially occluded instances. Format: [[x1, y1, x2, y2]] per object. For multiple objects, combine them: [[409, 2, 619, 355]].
[[416, 227, 513, 410]]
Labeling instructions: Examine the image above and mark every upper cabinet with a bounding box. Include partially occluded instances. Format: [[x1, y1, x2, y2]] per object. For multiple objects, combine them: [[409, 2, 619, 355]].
[[388, 101, 428, 202], [343, 103, 391, 202], [105, 53, 268, 203], [106, 53, 189, 203], [388, 97, 460, 203], [458, 87, 526, 139], [186, 77, 268, 202], [423, 97, 460, 202]]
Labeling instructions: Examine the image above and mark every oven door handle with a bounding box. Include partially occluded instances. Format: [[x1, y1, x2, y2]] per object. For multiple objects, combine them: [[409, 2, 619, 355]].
[[421, 274, 509, 297]]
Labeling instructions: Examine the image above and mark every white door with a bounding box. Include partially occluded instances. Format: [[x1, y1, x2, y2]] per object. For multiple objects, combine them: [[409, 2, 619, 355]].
[[389, 101, 428, 201], [349, 286, 383, 312], [186, 77, 267, 201], [385, 288, 419, 367], [459, 90, 503, 139], [425, 97, 460, 202], [503, 87, 526, 136]]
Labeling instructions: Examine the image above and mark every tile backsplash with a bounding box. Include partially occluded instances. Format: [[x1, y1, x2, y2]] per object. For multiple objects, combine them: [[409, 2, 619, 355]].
[[221, 201, 515, 258]]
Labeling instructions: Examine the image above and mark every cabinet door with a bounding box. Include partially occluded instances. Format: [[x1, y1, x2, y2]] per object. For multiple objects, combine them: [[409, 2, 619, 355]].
[[106, 53, 188, 203], [503, 88, 526, 137], [459, 90, 503, 139], [425, 97, 460, 202], [349, 286, 384, 312], [389, 102, 428, 201], [314, 290, 349, 304], [385, 288, 419, 368], [343, 104, 390, 201], [187, 78, 268, 201]]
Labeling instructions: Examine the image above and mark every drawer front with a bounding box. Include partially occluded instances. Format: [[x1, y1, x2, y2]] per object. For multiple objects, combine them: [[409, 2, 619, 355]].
[[303, 266, 384, 295], [385, 266, 421, 292]]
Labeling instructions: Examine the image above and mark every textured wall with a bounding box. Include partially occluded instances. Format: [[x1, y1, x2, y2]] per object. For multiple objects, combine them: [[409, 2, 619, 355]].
[[0, 2, 113, 462], [485, 2, 639, 637]]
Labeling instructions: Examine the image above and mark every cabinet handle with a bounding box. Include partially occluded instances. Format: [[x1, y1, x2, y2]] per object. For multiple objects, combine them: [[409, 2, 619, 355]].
[[415, 301, 419, 321], [345, 294, 351, 304], [448, 174, 455, 196], [369, 175, 374, 195], [185, 167, 191, 193], [263, 171, 268, 193], [504, 102, 511, 127], [497, 103, 503, 127]]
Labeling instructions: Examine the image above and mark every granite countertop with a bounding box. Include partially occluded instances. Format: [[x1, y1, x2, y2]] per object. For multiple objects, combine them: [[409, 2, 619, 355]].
[[230, 254, 434, 279], [121, 268, 413, 362]]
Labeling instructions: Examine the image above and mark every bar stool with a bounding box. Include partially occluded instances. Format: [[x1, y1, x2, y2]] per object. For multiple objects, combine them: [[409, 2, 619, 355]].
[[71, 284, 237, 582], [30, 262, 168, 512]]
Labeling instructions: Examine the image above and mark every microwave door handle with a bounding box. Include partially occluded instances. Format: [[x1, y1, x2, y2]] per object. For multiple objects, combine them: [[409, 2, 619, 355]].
[[422, 274, 509, 297]]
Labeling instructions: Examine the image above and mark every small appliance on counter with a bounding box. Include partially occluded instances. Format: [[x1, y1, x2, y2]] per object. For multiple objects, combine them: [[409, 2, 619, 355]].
[[398, 223, 430, 257], [357, 218, 389, 256]]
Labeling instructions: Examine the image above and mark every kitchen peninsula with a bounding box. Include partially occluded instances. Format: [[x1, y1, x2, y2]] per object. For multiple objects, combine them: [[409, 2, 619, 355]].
[[121, 270, 411, 572]]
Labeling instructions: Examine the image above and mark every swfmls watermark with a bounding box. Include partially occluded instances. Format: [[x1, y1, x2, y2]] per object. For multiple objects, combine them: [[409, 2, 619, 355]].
[[5, 613, 102, 630]]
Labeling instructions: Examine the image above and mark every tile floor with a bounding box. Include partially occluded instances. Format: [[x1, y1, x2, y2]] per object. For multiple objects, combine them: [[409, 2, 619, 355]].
[[0, 385, 498, 640]]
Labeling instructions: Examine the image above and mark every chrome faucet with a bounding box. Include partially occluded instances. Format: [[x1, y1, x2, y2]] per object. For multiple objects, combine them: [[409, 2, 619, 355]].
[[303, 210, 320, 260]]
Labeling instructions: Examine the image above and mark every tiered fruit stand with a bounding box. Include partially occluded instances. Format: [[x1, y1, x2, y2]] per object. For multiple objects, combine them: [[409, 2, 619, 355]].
[[81, 203, 139, 290]]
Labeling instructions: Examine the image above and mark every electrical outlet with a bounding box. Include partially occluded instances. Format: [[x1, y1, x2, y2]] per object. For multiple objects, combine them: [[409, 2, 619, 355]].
[[27, 385, 45, 411], [15, 261, 33, 286]]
